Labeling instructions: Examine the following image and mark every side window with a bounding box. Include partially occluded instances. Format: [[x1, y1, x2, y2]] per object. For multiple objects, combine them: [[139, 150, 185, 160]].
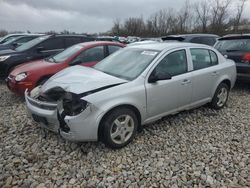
[[64, 37, 82, 47], [38, 38, 64, 50], [108, 45, 122, 55], [16, 37, 35, 43], [209, 50, 218, 65], [191, 49, 217, 70], [190, 37, 202, 44], [75, 46, 104, 63], [201, 37, 216, 46], [154, 50, 188, 77]]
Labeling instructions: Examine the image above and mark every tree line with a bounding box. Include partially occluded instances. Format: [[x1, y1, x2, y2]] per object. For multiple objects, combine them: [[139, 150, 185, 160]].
[[1, 0, 249, 38], [110, 0, 250, 37]]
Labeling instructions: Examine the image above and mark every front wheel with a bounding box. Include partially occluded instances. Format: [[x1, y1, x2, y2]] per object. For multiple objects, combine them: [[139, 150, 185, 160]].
[[102, 108, 138, 149], [210, 83, 229, 109]]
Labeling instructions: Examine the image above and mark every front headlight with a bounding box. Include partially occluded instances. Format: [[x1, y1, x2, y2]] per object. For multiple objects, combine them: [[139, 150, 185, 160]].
[[62, 92, 88, 116], [15, 72, 27, 81], [0, 55, 10, 62]]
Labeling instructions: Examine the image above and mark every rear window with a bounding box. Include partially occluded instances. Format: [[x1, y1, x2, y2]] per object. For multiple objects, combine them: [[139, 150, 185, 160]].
[[215, 39, 250, 52], [190, 37, 217, 46], [190, 49, 218, 70]]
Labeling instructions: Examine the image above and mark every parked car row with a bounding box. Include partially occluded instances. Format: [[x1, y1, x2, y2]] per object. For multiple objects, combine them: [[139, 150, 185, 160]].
[[1, 32, 249, 149], [7, 41, 124, 95], [0, 34, 94, 77]]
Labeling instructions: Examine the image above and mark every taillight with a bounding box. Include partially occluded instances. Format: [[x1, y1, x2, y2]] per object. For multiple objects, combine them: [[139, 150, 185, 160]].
[[242, 53, 250, 63]]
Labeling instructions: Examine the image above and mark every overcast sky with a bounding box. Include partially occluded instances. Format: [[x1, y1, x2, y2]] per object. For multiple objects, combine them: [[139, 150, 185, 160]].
[[0, 0, 250, 33]]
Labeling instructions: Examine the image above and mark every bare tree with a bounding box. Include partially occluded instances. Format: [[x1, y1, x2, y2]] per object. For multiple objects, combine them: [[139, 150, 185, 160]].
[[0, 29, 8, 37], [233, 0, 248, 31], [123, 17, 145, 36], [194, 1, 210, 32], [177, 0, 193, 33], [111, 19, 122, 35], [210, 0, 232, 34]]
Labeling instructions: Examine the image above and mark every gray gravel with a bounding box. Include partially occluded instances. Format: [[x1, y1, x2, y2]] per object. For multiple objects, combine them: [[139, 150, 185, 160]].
[[0, 81, 249, 188]]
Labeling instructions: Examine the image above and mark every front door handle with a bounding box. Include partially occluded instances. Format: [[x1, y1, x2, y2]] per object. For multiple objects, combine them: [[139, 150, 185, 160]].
[[181, 79, 191, 85]]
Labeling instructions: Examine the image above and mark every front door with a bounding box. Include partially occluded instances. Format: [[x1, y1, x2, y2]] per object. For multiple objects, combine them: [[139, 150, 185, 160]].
[[145, 49, 193, 119], [70, 45, 105, 67]]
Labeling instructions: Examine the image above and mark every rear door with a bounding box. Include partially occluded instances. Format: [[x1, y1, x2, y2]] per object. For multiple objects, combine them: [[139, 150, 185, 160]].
[[189, 48, 220, 103]]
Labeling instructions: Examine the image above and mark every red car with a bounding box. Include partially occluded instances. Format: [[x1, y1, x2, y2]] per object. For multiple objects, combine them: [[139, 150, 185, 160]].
[[7, 41, 125, 95]]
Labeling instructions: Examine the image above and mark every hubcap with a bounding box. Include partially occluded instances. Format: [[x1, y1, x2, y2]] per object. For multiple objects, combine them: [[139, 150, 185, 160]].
[[217, 87, 228, 107], [110, 115, 134, 144]]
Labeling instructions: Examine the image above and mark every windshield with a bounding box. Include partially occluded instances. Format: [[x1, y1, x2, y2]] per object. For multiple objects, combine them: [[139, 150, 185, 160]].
[[0, 35, 20, 43], [47, 44, 83, 63], [215, 39, 250, 52], [94, 48, 159, 80], [15, 35, 50, 51], [3, 37, 20, 45]]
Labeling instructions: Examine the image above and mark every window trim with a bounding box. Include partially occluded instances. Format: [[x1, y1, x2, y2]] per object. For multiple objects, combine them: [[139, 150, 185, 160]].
[[149, 49, 189, 79], [107, 45, 122, 55], [190, 48, 219, 71], [71, 45, 105, 64]]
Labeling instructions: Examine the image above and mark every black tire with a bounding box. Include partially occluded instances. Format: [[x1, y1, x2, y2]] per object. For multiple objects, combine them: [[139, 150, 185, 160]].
[[210, 83, 229, 109], [102, 107, 138, 149]]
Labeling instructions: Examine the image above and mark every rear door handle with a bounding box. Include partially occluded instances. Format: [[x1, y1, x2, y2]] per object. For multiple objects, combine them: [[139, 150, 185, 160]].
[[181, 79, 191, 85]]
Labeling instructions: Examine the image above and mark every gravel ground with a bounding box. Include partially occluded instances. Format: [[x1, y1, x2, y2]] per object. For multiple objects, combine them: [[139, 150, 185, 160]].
[[0, 81, 249, 188]]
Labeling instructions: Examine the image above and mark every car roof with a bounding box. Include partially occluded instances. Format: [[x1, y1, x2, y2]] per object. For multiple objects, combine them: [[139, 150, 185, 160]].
[[49, 34, 92, 38], [76, 41, 124, 47], [127, 42, 211, 51], [218, 34, 250, 40], [162, 34, 219, 41]]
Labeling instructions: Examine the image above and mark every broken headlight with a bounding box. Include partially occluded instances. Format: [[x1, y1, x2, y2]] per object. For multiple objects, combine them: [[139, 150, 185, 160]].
[[39, 87, 66, 102], [62, 92, 88, 116]]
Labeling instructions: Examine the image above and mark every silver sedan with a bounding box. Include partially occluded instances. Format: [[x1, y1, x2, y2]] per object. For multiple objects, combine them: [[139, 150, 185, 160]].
[[25, 42, 236, 148]]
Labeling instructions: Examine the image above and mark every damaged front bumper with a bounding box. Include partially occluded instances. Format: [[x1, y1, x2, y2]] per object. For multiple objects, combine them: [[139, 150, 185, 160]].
[[25, 89, 104, 142], [25, 89, 59, 132]]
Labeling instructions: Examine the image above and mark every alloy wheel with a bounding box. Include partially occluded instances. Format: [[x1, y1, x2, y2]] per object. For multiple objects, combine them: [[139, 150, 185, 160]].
[[110, 115, 135, 145]]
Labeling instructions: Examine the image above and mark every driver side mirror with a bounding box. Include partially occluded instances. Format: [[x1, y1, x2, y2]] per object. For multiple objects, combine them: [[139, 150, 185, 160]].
[[12, 42, 18, 48], [148, 71, 172, 83]]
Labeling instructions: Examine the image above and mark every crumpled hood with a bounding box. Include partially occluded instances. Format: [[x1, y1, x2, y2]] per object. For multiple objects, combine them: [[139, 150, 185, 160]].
[[41, 65, 127, 94]]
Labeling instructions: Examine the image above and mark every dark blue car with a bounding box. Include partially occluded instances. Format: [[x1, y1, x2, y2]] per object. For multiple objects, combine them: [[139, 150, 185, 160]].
[[0, 35, 42, 51]]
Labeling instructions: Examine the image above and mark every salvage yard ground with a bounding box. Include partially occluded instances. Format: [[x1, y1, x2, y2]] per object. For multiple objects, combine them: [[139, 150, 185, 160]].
[[0, 81, 249, 188]]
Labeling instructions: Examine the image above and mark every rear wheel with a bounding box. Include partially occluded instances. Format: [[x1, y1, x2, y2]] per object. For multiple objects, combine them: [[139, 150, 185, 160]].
[[102, 108, 138, 149], [210, 83, 229, 109]]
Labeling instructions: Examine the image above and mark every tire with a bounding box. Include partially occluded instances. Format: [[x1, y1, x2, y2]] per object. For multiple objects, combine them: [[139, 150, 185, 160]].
[[102, 108, 138, 149], [210, 83, 229, 109]]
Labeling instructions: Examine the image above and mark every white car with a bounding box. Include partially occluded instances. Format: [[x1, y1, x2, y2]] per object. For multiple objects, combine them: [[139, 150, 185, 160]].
[[25, 42, 236, 148]]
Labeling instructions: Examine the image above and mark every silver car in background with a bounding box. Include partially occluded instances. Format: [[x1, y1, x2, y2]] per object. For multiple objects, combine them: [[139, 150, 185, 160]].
[[25, 43, 236, 148]]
